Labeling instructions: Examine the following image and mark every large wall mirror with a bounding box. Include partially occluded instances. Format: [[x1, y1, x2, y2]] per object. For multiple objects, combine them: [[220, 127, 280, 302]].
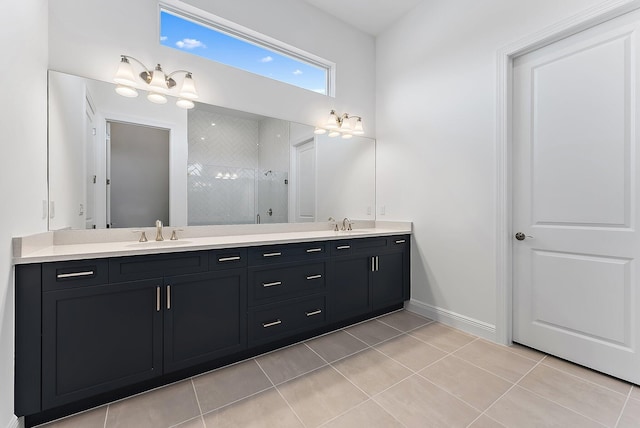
[[48, 70, 376, 230]]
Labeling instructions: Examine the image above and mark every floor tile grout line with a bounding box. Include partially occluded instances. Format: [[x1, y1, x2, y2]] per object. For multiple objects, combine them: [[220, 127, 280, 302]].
[[254, 355, 309, 428], [515, 383, 611, 427], [168, 415, 205, 428], [103, 405, 109, 428], [481, 338, 547, 364], [199, 384, 275, 416], [539, 358, 632, 397], [613, 387, 632, 428], [316, 397, 409, 428], [465, 354, 547, 427], [190, 378, 204, 416], [443, 351, 533, 386], [405, 327, 478, 355]]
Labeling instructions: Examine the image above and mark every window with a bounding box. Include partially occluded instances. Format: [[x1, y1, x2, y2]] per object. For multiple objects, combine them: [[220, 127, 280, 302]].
[[159, 8, 333, 96]]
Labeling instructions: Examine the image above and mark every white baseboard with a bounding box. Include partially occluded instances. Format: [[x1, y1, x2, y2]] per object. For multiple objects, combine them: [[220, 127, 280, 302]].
[[405, 299, 497, 342], [4, 416, 22, 428]]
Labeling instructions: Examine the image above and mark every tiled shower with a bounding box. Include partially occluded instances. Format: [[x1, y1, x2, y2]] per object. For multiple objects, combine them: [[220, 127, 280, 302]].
[[187, 107, 289, 225]]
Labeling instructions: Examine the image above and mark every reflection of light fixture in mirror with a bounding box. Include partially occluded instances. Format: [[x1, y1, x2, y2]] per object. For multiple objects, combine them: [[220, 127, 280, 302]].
[[341, 133, 353, 139], [113, 55, 199, 109], [318, 110, 364, 137]]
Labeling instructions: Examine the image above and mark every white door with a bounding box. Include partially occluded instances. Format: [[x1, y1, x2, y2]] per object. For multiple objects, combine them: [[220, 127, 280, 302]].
[[513, 10, 640, 384], [84, 95, 96, 229], [294, 139, 316, 222]]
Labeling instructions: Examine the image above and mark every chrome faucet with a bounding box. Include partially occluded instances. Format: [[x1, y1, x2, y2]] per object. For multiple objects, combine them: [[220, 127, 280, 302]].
[[155, 219, 164, 241], [328, 217, 339, 231], [342, 217, 353, 231]]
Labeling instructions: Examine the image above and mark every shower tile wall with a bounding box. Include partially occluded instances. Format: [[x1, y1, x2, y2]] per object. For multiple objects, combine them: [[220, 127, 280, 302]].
[[187, 110, 290, 225], [188, 109, 259, 225]]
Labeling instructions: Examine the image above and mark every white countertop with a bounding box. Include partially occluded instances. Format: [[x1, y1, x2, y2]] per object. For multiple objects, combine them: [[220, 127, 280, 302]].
[[13, 221, 412, 264]]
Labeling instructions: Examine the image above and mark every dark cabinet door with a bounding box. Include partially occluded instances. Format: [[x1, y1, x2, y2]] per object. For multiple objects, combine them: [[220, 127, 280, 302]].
[[372, 252, 405, 309], [329, 256, 371, 322], [42, 279, 163, 410], [163, 269, 247, 373]]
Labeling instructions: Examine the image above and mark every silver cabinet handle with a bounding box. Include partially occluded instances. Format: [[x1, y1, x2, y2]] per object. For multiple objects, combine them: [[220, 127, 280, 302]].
[[395, 239, 406, 244], [262, 319, 282, 328], [306, 309, 322, 317], [306, 274, 322, 280], [263, 252, 282, 257], [371, 257, 375, 272], [156, 287, 161, 312], [57, 271, 94, 279], [306, 248, 323, 253], [376, 256, 379, 272], [218, 256, 241, 262], [336, 245, 350, 250], [263, 281, 282, 288], [167, 285, 171, 310]]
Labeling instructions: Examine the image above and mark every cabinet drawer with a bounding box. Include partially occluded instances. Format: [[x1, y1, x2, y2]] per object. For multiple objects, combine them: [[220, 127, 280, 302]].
[[209, 248, 247, 271], [389, 235, 409, 252], [109, 251, 208, 282], [248, 242, 328, 265], [43, 259, 109, 291], [249, 262, 326, 305], [248, 295, 326, 345], [330, 235, 410, 256]]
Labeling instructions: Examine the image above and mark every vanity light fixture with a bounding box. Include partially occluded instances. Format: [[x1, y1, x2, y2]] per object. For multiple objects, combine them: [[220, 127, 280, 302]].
[[113, 55, 199, 109], [317, 110, 364, 139]]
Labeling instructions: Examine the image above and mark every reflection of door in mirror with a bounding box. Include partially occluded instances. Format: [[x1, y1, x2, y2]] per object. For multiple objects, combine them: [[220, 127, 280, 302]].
[[293, 139, 316, 222], [107, 121, 170, 228], [84, 95, 97, 229]]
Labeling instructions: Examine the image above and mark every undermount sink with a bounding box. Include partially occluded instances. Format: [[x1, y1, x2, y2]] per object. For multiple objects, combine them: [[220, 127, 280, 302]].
[[126, 240, 193, 248]]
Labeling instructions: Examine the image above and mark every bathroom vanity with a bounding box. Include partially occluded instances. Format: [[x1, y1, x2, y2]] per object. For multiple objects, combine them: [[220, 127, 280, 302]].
[[13, 224, 411, 427]]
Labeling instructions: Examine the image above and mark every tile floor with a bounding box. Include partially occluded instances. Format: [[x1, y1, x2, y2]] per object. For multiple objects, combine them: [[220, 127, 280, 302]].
[[39, 310, 640, 428]]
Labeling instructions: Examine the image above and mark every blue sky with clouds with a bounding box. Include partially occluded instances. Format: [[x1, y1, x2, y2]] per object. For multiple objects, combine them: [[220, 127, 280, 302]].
[[160, 11, 327, 94]]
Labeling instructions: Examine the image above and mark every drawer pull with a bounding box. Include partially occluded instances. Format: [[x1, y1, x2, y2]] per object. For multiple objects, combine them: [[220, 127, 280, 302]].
[[262, 319, 282, 328], [156, 287, 161, 312], [167, 285, 171, 310], [263, 281, 282, 288], [218, 256, 241, 262], [336, 245, 351, 250], [306, 309, 322, 317], [306, 274, 322, 280], [395, 239, 406, 244], [306, 248, 323, 253], [56, 270, 94, 279], [263, 252, 282, 258]]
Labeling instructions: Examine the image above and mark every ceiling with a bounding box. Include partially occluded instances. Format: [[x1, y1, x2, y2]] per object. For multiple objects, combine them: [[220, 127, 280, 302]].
[[301, 0, 424, 36]]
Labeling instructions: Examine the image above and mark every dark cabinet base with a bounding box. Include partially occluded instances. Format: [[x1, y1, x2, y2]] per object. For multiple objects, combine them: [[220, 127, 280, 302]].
[[23, 303, 403, 428], [16, 234, 410, 427]]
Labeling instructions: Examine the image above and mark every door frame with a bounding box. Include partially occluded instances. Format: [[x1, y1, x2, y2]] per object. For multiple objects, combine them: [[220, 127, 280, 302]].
[[496, 0, 640, 345]]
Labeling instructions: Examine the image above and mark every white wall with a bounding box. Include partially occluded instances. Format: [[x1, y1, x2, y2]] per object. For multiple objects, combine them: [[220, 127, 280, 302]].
[[48, 0, 376, 136], [0, 1, 48, 427], [316, 135, 376, 222], [48, 73, 87, 230], [376, 0, 607, 332]]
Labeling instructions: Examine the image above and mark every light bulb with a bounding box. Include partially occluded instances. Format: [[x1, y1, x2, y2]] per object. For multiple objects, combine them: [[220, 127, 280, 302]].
[[328, 131, 340, 138], [353, 118, 364, 135], [326, 110, 339, 129], [115, 84, 138, 98], [147, 92, 167, 104], [178, 73, 198, 99], [114, 56, 137, 86], [176, 98, 195, 109], [148, 64, 168, 91]]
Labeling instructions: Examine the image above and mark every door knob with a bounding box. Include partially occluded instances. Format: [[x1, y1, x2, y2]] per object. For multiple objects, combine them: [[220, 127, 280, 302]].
[[515, 232, 534, 241]]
